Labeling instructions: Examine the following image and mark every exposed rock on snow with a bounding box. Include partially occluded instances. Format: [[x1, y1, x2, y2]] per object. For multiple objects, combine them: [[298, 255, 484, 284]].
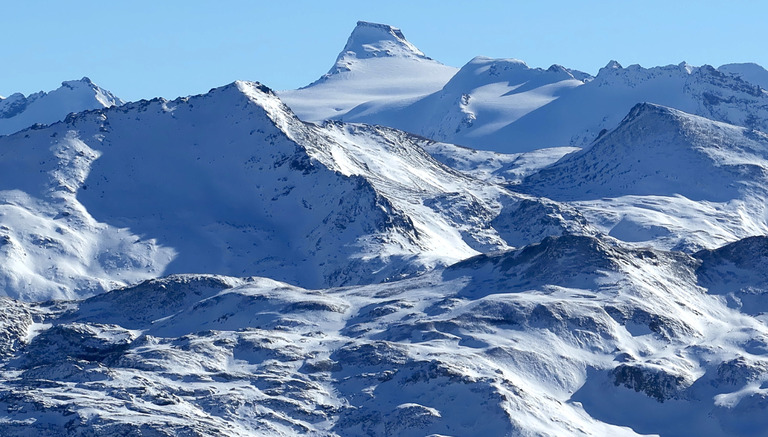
[[0, 80, 587, 300], [0, 77, 123, 136], [520, 103, 768, 252], [279, 21, 457, 122], [3, 234, 768, 436]]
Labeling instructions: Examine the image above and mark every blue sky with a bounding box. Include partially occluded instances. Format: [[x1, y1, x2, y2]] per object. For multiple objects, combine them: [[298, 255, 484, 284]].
[[2, 1, 766, 101]]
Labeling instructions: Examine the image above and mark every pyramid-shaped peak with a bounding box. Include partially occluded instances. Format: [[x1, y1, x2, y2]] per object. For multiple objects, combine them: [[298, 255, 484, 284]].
[[61, 77, 96, 89], [354, 21, 408, 39], [622, 102, 676, 121], [339, 20, 428, 60]]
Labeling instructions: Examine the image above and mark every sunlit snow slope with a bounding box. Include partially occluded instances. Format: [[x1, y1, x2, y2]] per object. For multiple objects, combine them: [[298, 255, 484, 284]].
[[0, 78, 123, 136], [3, 233, 768, 436], [521, 103, 768, 252], [281, 22, 768, 154], [0, 80, 593, 300], [279, 21, 458, 122]]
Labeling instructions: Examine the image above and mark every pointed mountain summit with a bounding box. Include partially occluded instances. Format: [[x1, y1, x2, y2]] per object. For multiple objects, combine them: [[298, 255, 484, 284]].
[[519, 103, 768, 251], [331, 21, 430, 69], [1, 79, 559, 300], [522, 102, 768, 201], [0, 77, 123, 136], [279, 21, 457, 122]]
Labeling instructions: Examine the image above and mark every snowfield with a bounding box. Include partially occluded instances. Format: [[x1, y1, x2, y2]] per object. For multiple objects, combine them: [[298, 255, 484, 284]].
[[3, 235, 768, 436], [2, 19, 768, 437], [0, 77, 123, 137]]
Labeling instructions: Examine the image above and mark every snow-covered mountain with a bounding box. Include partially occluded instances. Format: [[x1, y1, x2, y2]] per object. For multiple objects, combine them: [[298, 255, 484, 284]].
[[0, 77, 123, 136], [341, 60, 768, 153], [280, 22, 768, 154], [520, 103, 768, 252], [279, 21, 458, 122], [5, 19, 768, 437], [3, 233, 768, 436], [0, 79, 594, 300], [719, 62, 768, 90]]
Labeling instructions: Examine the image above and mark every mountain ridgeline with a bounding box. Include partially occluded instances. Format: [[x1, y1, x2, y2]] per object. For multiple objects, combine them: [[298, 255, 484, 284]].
[[2, 20, 768, 437]]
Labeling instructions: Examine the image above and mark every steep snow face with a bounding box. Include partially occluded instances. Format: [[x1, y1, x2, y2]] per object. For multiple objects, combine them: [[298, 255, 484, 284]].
[[5, 235, 768, 436], [278, 21, 457, 122], [520, 103, 768, 251], [331, 21, 430, 65], [719, 63, 768, 90], [0, 78, 123, 136], [4, 80, 594, 300], [484, 61, 768, 153], [340, 56, 586, 151], [322, 57, 768, 154]]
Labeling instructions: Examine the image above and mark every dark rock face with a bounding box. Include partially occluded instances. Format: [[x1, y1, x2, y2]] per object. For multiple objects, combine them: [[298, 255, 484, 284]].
[[612, 363, 692, 402]]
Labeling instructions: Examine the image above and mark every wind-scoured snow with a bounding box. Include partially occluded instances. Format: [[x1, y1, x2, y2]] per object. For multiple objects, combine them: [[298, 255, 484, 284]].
[[5, 18, 768, 437], [520, 103, 768, 251], [0, 79, 589, 300], [279, 21, 458, 122], [3, 233, 768, 436], [0, 78, 123, 136]]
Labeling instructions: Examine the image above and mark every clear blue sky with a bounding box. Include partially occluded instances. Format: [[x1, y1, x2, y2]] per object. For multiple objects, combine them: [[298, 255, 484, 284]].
[[2, 0, 766, 102]]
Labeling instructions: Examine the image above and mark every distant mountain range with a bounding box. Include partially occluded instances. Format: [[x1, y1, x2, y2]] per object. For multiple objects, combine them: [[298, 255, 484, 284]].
[[2, 20, 768, 437], [0, 77, 122, 136]]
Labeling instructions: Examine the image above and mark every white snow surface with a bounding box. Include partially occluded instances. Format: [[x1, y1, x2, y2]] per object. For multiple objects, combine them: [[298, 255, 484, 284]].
[[0, 80, 592, 300], [3, 234, 768, 436], [5, 20, 768, 437], [0, 78, 123, 136], [281, 24, 768, 154], [279, 21, 458, 123], [341, 60, 768, 153], [520, 103, 768, 252], [719, 63, 768, 90]]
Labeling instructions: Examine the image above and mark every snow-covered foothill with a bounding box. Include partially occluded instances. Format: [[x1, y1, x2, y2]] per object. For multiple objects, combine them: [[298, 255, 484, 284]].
[[3, 233, 768, 436]]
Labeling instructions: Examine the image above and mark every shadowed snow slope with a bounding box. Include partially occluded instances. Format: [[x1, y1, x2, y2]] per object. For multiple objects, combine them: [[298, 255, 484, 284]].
[[278, 21, 458, 122], [719, 63, 768, 91], [4, 234, 768, 436], [0, 79, 592, 300], [340, 56, 587, 152], [0, 78, 123, 136], [282, 30, 768, 153], [519, 103, 768, 252]]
